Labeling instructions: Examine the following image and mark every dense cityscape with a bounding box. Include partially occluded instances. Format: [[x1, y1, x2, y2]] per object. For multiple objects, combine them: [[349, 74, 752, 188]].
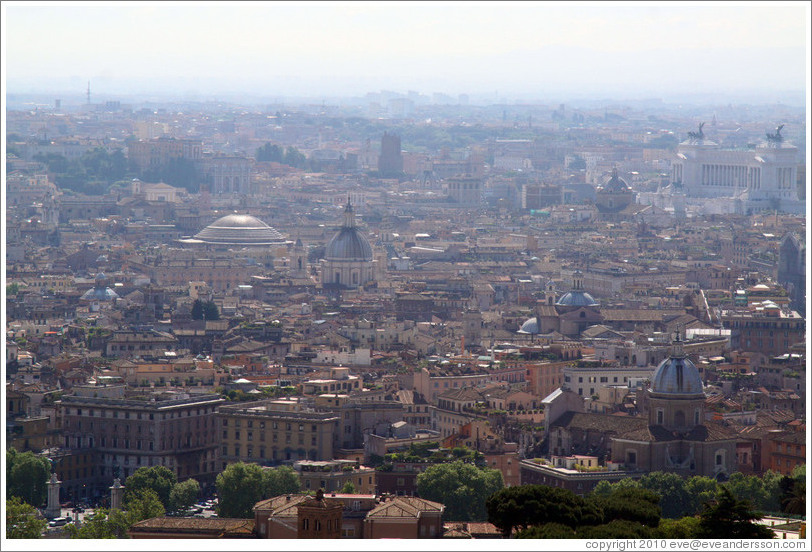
[[3, 2, 808, 548]]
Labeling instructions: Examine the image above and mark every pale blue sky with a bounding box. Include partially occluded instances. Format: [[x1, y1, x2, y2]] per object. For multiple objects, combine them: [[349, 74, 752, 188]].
[[3, 1, 809, 100]]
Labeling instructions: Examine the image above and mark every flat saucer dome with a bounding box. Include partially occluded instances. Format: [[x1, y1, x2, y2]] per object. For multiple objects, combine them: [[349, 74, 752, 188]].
[[194, 214, 285, 245], [650, 354, 704, 396], [556, 290, 599, 307]]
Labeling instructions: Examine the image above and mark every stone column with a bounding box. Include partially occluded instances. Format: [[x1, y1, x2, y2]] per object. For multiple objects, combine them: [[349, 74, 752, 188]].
[[45, 473, 62, 518], [110, 478, 124, 511]]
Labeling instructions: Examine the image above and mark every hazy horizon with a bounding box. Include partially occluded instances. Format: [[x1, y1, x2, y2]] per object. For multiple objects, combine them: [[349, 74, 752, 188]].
[[3, 1, 810, 107]]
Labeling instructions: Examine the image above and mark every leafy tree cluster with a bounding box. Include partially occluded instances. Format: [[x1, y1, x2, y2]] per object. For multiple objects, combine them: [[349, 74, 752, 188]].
[[34, 147, 128, 195], [216, 463, 301, 518], [6, 497, 48, 539], [487, 483, 774, 539], [6, 448, 51, 507], [592, 468, 803, 519], [142, 157, 199, 192], [66, 488, 165, 539], [191, 299, 220, 320], [416, 460, 503, 521], [379, 443, 485, 467], [124, 466, 199, 514], [255, 142, 308, 169]]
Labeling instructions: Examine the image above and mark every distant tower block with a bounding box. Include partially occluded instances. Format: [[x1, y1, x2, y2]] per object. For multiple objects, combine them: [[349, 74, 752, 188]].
[[378, 132, 403, 176], [463, 309, 482, 350]]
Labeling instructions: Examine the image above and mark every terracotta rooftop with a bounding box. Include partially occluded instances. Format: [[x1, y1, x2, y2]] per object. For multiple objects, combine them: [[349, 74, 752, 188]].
[[128, 517, 255, 538]]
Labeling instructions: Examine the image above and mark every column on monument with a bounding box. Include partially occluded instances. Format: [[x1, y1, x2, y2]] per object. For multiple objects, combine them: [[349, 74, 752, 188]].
[[46, 473, 62, 518]]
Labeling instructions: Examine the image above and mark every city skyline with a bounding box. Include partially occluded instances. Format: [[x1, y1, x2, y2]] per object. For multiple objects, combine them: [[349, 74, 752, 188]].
[[3, 1, 810, 105]]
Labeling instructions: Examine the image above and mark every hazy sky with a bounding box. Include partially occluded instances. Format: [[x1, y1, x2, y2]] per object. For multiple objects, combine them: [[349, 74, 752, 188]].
[[3, 1, 810, 101]]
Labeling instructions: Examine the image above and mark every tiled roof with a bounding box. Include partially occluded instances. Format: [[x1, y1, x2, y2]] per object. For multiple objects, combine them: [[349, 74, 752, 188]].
[[128, 517, 255, 537], [552, 411, 647, 434], [396, 496, 444, 512], [366, 500, 421, 519]]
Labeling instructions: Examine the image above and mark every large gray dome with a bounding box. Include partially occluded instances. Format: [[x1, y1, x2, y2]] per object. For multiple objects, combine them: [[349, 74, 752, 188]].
[[651, 354, 703, 396], [556, 290, 599, 307], [193, 214, 286, 245], [325, 227, 373, 261], [325, 202, 373, 261]]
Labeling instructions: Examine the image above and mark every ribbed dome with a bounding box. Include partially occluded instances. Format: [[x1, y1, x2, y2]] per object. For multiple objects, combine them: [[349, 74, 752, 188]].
[[598, 168, 632, 193], [325, 202, 373, 261], [81, 286, 119, 302], [651, 354, 703, 396], [325, 227, 373, 261], [556, 290, 599, 307], [193, 214, 286, 245]]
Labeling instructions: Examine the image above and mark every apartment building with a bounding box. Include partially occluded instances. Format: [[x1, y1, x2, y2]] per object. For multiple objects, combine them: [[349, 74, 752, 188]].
[[218, 400, 339, 466], [58, 390, 224, 495]]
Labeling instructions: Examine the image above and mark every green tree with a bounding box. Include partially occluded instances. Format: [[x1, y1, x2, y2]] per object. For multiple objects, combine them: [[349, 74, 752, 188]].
[[169, 478, 200, 513], [7, 282, 20, 296], [340, 481, 356, 494], [161, 157, 198, 192], [726, 472, 768, 512], [263, 465, 301, 498], [684, 475, 720, 516], [516, 523, 577, 539], [191, 299, 219, 320], [256, 143, 284, 163], [639, 471, 691, 519], [696, 487, 774, 539], [417, 461, 503, 522], [655, 516, 701, 539], [216, 462, 266, 519], [282, 146, 308, 169], [781, 466, 805, 515], [6, 497, 47, 539], [67, 489, 164, 539], [125, 488, 165, 521], [486, 484, 600, 537], [66, 509, 120, 539], [588, 487, 661, 527], [124, 465, 177, 509], [578, 519, 654, 539], [6, 449, 51, 507], [761, 470, 784, 512]]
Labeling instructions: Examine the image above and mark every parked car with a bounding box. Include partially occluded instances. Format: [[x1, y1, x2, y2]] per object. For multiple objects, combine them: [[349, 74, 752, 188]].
[[49, 517, 69, 527]]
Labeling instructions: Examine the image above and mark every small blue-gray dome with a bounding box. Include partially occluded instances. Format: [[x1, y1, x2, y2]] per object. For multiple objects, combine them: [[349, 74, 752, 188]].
[[518, 316, 540, 334], [651, 355, 703, 396], [81, 286, 119, 302], [556, 290, 599, 307]]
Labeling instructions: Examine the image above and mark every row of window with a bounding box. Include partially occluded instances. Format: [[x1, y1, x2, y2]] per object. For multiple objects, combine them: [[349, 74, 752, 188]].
[[70, 407, 214, 419], [225, 431, 318, 446], [222, 418, 318, 432]]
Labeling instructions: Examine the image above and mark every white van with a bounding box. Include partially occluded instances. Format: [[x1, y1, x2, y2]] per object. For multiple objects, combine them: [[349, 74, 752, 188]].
[[49, 517, 69, 527]]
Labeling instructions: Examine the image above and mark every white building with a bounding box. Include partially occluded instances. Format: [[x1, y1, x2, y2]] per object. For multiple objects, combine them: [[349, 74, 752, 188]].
[[672, 125, 802, 214]]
